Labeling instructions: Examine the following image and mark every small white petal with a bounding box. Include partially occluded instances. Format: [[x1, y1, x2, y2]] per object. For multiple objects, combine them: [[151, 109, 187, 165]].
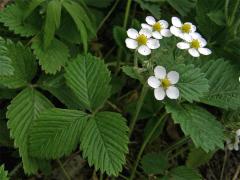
[[236, 129, 240, 137], [160, 29, 172, 37], [234, 142, 239, 151], [191, 32, 202, 39], [141, 23, 152, 31], [146, 16, 156, 25], [147, 38, 160, 49], [148, 76, 160, 88], [198, 48, 212, 55], [188, 48, 200, 57], [166, 86, 179, 99], [127, 28, 139, 39], [191, 24, 196, 32], [181, 33, 192, 41], [235, 135, 240, 144], [125, 38, 138, 49], [198, 37, 207, 47], [154, 87, 166, 100], [139, 28, 152, 38], [154, 66, 166, 79], [159, 20, 168, 28], [172, 17, 182, 27], [170, 26, 182, 37], [167, 71, 179, 84], [152, 31, 162, 39], [177, 42, 190, 49], [227, 143, 234, 150], [138, 45, 151, 56]]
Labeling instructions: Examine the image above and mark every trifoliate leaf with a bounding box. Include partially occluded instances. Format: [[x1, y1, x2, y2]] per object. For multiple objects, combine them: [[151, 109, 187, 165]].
[[0, 37, 14, 76], [173, 64, 209, 103], [81, 111, 129, 176], [44, 0, 62, 48], [31, 37, 69, 74], [0, 165, 8, 180], [141, 152, 169, 175], [0, 3, 40, 37], [39, 74, 81, 109], [186, 147, 215, 168], [7, 87, 53, 174], [166, 103, 224, 152], [0, 41, 37, 89], [167, 166, 202, 180], [29, 108, 88, 159], [65, 54, 111, 112], [167, 0, 197, 16], [196, 59, 240, 110]]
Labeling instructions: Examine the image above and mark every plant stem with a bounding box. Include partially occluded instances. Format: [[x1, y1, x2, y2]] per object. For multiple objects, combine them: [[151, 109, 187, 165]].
[[123, 0, 132, 29], [133, 51, 138, 67], [9, 163, 22, 177], [129, 83, 148, 137], [129, 112, 168, 180], [220, 148, 228, 180], [164, 136, 190, 154], [57, 159, 71, 180], [99, 172, 103, 180], [97, 0, 120, 32], [230, 0, 240, 25]]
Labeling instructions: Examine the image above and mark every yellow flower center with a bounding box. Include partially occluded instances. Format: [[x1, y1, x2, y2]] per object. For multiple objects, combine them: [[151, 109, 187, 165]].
[[181, 23, 191, 33], [153, 22, 162, 32], [136, 34, 148, 45], [161, 78, 171, 89], [190, 39, 200, 49]]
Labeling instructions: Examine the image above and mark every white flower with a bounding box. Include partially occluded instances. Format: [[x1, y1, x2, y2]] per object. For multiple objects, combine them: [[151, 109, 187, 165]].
[[125, 28, 160, 56], [226, 129, 240, 151], [141, 16, 172, 39], [147, 66, 180, 100], [177, 33, 212, 57], [170, 17, 196, 40]]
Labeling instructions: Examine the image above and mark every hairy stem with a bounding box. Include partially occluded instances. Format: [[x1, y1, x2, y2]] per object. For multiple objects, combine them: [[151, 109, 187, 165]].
[[164, 136, 190, 154], [57, 159, 71, 180], [129, 112, 168, 180], [129, 83, 148, 137]]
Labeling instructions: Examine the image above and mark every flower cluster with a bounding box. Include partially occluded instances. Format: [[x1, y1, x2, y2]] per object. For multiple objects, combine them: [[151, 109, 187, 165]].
[[226, 129, 240, 151]]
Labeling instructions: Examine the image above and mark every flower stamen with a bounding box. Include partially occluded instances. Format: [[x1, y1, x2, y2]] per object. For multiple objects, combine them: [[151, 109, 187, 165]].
[[181, 23, 191, 33], [161, 78, 171, 89], [190, 39, 200, 49], [153, 22, 162, 32], [136, 34, 148, 45]]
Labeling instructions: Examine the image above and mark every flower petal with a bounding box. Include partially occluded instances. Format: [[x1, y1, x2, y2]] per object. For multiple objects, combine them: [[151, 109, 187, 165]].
[[227, 143, 234, 150], [154, 66, 166, 79], [236, 129, 240, 137], [166, 86, 179, 99], [146, 16, 156, 25], [147, 38, 160, 49], [170, 26, 182, 37], [188, 48, 200, 57], [147, 76, 160, 88], [138, 45, 151, 56], [177, 42, 190, 49], [127, 28, 139, 39], [181, 33, 192, 41], [139, 28, 152, 38], [234, 142, 239, 151], [154, 87, 166, 100], [191, 32, 202, 39], [152, 31, 162, 39], [141, 23, 152, 30], [160, 29, 172, 37], [199, 37, 207, 47], [125, 38, 138, 49], [172, 17, 182, 27], [159, 20, 168, 28], [167, 71, 179, 84], [198, 48, 212, 55]]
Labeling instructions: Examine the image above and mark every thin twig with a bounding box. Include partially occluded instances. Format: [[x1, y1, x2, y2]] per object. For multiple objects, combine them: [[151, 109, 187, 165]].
[[220, 148, 228, 180], [57, 159, 71, 180], [232, 165, 240, 180]]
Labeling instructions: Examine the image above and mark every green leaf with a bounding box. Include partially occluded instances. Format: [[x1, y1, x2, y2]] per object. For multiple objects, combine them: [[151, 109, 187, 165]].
[[186, 147, 214, 168], [167, 0, 197, 16], [113, 26, 127, 49], [32, 37, 69, 74], [0, 120, 12, 147], [141, 152, 169, 175], [0, 41, 37, 89], [23, 0, 45, 20], [65, 54, 111, 112], [0, 3, 40, 37], [122, 66, 144, 82], [81, 111, 129, 176], [136, 0, 161, 19], [173, 64, 209, 103], [0, 165, 8, 180], [84, 0, 114, 8], [207, 10, 225, 26], [44, 0, 62, 48], [39, 73, 81, 109], [29, 108, 87, 159], [167, 166, 202, 180], [0, 37, 14, 76], [166, 103, 224, 152], [63, 0, 95, 52], [196, 59, 240, 110], [7, 87, 53, 174]]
